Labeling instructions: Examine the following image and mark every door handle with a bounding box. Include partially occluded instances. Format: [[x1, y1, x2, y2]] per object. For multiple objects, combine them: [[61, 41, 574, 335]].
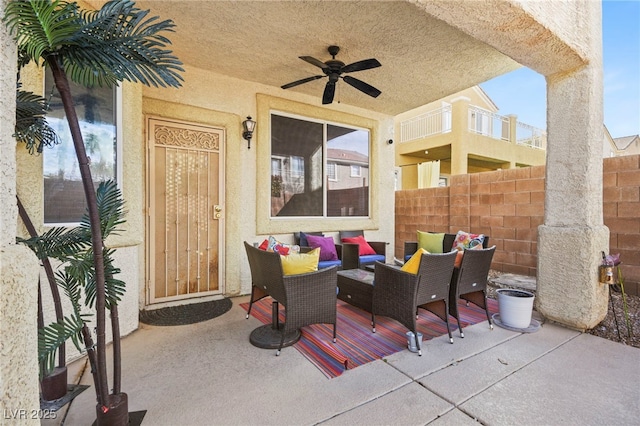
[[213, 205, 223, 219]]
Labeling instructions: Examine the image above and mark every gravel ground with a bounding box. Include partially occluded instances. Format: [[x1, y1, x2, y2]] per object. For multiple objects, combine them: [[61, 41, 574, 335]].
[[586, 289, 639, 348], [487, 271, 639, 349]]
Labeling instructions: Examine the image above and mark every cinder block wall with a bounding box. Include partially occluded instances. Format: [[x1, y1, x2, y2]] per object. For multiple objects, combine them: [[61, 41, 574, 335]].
[[395, 154, 639, 296], [603, 155, 640, 296]]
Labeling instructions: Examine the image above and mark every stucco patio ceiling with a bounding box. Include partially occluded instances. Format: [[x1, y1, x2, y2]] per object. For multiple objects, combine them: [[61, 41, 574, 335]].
[[84, 0, 528, 115]]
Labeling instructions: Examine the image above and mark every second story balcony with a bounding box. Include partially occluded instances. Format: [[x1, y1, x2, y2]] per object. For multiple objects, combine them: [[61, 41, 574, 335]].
[[395, 95, 547, 189]]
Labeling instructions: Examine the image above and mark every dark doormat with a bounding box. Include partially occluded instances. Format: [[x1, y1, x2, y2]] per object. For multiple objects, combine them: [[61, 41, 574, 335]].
[[139, 298, 232, 326]]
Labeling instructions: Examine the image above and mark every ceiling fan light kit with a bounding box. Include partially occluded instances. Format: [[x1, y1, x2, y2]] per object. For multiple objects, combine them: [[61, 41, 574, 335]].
[[281, 45, 381, 105]]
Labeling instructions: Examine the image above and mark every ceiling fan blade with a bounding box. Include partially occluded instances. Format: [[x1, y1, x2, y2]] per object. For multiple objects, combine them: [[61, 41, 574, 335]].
[[341, 58, 381, 73], [342, 76, 381, 98], [281, 75, 324, 89], [299, 56, 329, 70], [322, 82, 336, 104]]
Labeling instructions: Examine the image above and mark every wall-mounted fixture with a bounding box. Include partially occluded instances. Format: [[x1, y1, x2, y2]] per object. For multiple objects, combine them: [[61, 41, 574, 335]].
[[387, 139, 394, 145], [242, 116, 256, 149]]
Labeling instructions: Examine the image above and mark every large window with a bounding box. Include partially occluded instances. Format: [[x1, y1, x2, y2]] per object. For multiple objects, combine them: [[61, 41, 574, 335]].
[[270, 113, 370, 217], [43, 69, 119, 224]]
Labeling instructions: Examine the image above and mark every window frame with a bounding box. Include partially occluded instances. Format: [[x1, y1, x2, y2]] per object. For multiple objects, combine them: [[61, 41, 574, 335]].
[[327, 161, 337, 181], [271, 157, 283, 176], [269, 110, 371, 219], [255, 94, 380, 235], [290, 155, 304, 178], [42, 71, 123, 226]]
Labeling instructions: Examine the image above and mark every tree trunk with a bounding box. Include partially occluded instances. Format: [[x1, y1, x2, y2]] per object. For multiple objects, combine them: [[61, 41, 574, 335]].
[[81, 324, 101, 405], [110, 304, 121, 394], [17, 196, 66, 365], [47, 57, 110, 406]]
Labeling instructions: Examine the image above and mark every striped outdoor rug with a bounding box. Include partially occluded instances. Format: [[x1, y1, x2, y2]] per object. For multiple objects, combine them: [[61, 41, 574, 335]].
[[241, 297, 498, 379]]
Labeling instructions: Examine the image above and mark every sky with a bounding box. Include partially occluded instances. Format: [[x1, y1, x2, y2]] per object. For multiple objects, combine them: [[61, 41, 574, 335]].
[[479, 0, 639, 139]]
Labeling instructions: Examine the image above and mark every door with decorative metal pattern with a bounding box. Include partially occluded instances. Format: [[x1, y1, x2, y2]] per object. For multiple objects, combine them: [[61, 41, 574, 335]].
[[147, 117, 224, 303]]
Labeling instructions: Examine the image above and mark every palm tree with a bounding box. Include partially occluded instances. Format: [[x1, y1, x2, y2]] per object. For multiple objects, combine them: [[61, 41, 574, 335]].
[[4, 1, 183, 422]]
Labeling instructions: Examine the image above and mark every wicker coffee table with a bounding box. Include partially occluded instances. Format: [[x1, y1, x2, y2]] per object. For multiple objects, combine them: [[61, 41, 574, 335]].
[[337, 269, 375, 313]]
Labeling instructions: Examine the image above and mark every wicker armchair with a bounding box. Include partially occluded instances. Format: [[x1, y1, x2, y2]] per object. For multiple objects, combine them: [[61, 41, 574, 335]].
[[339, 230, 387, 270], [449, 246, 496, 338], [371, 251, 457, 356], [244, 242, 338, 355]]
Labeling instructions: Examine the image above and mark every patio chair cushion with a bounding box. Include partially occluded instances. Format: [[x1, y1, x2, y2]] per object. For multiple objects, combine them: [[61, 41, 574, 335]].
[[359, 253, 386, 264], [299, 231, 324, 247], [280, 248, 320, 275], [318, 259, 342, 269], [258, 236, 300, 255], [417, 231, 445, 253], [454, 250, 464, 268], [401, 248, 429, 274], [341, 235, 376, 256], [452, 230, 485, 251], [306, 234, 339, 261], [453, 243, 485, 267]]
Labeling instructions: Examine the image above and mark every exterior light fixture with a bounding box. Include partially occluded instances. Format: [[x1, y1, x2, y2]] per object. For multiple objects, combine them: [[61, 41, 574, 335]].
[[242, 116, 256, 149]]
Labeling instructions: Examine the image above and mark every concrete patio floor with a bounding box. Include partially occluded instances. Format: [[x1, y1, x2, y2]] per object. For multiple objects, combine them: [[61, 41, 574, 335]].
[[47, 295, 639, 425]]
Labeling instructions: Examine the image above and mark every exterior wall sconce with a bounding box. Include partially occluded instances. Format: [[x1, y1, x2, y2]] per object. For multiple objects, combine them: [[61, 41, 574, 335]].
[[242, 116, 256, 149]]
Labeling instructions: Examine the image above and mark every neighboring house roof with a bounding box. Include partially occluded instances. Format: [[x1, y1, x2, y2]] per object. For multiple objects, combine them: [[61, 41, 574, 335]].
[[614, 135, 640, 150], [472, 86, 499, 112], [603, 125, 640, 157], [327, 148, 369, 165]]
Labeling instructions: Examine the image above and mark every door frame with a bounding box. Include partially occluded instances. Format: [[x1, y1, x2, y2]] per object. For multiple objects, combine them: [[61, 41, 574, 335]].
[[145, 115, 226, 306]]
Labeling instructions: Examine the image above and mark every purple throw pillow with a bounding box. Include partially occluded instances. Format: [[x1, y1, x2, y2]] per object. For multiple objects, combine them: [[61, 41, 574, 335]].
[[306, 234, 339, 262]]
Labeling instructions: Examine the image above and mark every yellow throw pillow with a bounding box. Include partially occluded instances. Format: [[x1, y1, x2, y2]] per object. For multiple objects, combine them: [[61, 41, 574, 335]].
[[417, 231, 445, 254], [280, 248, 320, 275], [401, 248, 429, 274]]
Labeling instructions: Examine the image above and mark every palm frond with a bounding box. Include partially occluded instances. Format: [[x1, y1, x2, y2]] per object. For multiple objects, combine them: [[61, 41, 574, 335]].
[[79, 180, 126, 238], [82, 248, 127, 309], [17, 47, 33, 70], [55, 269, 86, 317], [62, 0, 184, 88], [3, 0, 83, 64], [15, 89, 60, 153], [38, 271, 90, 375], [38, 313, 86, 378], [17, 225, 90, 261]]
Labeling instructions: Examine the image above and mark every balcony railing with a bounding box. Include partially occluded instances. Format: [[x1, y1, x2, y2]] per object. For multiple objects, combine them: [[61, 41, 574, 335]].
[[400, 105, 451, 143], [516, 122, 546, 149], [399, 103, 546, 149], [467, 105, 510, 141]]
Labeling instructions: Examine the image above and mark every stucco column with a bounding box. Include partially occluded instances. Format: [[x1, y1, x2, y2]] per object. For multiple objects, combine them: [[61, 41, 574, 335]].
[[450, 97, 469, 175], [0, 1, 41, 420], [537, 2, 608, 329]]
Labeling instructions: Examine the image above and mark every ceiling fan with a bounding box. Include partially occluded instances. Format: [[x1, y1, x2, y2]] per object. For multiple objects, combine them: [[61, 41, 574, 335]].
[[281, 45, 381, 105]]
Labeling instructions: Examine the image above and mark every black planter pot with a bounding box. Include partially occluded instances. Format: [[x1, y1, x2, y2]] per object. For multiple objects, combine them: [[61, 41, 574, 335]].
[[96, 393, 129, 426], [41, 366, 68, 401]]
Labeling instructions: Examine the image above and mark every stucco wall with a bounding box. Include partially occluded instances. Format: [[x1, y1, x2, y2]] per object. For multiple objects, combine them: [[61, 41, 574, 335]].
[[1, 0, 41, 416], [15, 60, 396, 328], [142, 66, 396, 297]]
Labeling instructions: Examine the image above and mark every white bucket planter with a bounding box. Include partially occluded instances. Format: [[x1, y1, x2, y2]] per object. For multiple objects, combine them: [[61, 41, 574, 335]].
[[497, 288, 535, 329]]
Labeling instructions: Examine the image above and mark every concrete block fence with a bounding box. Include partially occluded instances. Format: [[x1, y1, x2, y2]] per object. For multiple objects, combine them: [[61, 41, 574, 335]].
[[395, 154, 640, 296]]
